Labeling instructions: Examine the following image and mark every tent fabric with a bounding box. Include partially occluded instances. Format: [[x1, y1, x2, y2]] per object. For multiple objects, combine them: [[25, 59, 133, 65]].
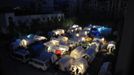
[[36, 51, 53, 61], [55, 50, 62, 55]]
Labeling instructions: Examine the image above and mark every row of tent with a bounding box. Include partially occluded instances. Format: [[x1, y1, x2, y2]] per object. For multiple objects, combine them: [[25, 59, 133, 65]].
[[10, 24, 116, 75]]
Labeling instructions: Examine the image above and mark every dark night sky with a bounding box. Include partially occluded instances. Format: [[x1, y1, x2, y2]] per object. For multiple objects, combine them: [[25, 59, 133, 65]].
[[0, 0, 33, 8]]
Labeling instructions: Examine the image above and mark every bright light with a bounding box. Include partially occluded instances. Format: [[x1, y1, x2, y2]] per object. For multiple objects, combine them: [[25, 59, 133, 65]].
[[55, 31, 59, 35], [76, 33, 80, 37], [62, 37, 68, 42], [72, 25, 79, 28], [51, 40, 59, 45], [69, 44, 74, 47], [86, 28, 91, 31], [93, 26, 96, 28], [20, 39, 28, 47], [71, 30, 74, 32], [61, 30, 65, 34], [101, 38, 105, 42], [75, 28, 78, 31], [35, 36, 47, 41], [85, 37, 92, 42], [98, 28, 102, 32], [79, 27, 82, 30], [54, 29, 65, 35], [84, 31, 88, 35], [81, 37, 85, 41], [59, 47, 64, 50], [47, 46, 52, 52], [27, 34, 32, 38]]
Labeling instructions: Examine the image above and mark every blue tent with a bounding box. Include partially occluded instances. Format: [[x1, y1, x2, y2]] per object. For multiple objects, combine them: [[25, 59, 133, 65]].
[[30, 43, 46, 56], [86, 48, 96, 61], [97, 27, 112, 36], [36, 51, 53, 61], [86, 48, 96, 56]]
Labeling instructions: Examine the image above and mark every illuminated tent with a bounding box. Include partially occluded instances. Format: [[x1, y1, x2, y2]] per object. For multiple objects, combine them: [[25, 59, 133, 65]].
[[70, 46, 86, 59], [56, 55, 74, 71], [69, 58, 88, 75]]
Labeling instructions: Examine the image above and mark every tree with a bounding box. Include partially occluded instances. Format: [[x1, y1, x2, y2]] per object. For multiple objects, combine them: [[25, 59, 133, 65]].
[[62, 18, 76, 29]]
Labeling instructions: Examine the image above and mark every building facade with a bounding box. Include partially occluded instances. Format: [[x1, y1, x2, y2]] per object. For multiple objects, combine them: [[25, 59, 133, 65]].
[[0, 12, 64, 34]]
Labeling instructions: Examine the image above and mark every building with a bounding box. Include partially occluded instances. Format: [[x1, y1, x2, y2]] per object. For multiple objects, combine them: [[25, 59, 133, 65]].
[[0, 12, 64, 34]]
